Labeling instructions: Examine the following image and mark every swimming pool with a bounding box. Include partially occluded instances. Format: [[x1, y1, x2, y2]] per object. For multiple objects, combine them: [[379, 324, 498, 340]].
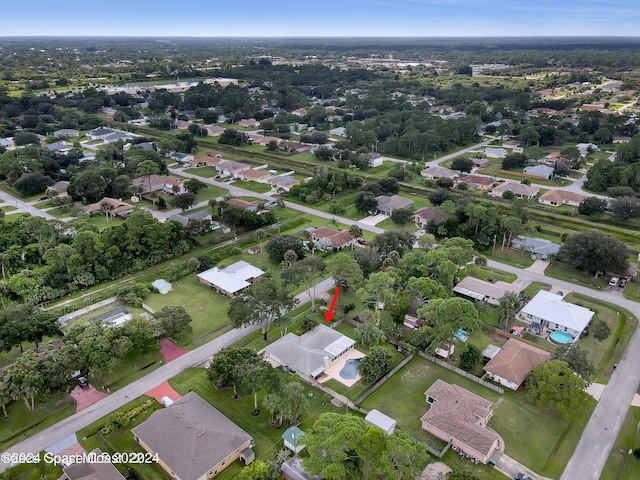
[[549, 331, 574, 345], [339, 358, 363, 380]]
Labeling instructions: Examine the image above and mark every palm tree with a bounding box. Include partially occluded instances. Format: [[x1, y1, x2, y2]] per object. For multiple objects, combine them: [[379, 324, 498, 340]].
[[100, 200, 114, 223], [498, 291, 522, 331], [349, 224, 363, 239], [326, 217, 340, 229], [255, 229, 267, 253], [283, 250, 298, 267]]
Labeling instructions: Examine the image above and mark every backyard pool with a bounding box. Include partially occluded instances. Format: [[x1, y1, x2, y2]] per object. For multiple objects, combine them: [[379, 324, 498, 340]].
[[339, 358, 362, 380], [549, 331, 574, 345]]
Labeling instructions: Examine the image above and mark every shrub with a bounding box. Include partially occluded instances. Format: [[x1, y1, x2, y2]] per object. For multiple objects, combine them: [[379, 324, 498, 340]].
[[592, 319, 611, 341]]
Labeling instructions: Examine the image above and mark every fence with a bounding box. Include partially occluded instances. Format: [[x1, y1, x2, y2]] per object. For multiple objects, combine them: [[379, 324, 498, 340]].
[[307, 378, 367, 414], [425, 441, 451, 458], [355, 354, 415, 404], [417, 351, 504, 394], [481, 324, 554, 353], [141, 303, 155, 314], [56, 297, 118, 325]]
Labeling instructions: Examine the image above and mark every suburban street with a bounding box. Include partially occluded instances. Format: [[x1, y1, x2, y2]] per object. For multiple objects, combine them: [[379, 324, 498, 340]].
[[0, 155, 636, 480]]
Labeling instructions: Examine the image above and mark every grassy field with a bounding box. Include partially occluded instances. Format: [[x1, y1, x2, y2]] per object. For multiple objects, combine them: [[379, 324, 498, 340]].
[[567, 293, 638, 383], [544, 261, 610, 290], [183, 166, 218, 178], [143, 275, 234, 347], [361, 356, 594, 479], [231, 179, 272, 193], [476, 159, 572, 187], [169, 367, 343, 480], [465, 264, 517, 283], [484, 247, 535, 268], [522, 281, 552, 297], [0, 183, 43, 202], [601, 407, 640, 480]]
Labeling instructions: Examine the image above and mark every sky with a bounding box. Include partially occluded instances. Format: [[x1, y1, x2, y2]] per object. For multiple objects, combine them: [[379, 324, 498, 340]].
[[2, 0, 640, 37]]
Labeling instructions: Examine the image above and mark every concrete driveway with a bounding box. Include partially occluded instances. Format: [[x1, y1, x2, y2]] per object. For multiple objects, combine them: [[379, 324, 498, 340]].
[[360, 213, 388, 226]]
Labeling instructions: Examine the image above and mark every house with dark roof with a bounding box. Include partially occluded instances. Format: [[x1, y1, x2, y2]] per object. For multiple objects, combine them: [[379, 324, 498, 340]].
[[262, 324, 356, 381], [62, 448, 125, 480], [470, 158, 490, 168], [421, 380, 500, 464], [455, 174, 496, 191], [403, 298, 425, 330], [375, 195, 414, 215], [483, 339, 551, 391], [169, 209, 213, 227], [412, 207, 448, 228], [489, 181, 539, 200], [132, 392, 254, 480], [538, 189, 585, 207], [523, 165, 554, 179], [54, 128, 79, 139], [453, 276, 522, 306], [310, 227, 354, 251], [216, 160, 248, 177], [484, 147, 507, 158]]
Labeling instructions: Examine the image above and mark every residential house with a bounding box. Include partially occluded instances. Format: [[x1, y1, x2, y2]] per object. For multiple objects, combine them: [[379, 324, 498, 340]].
[[538, 190, 586, 207], [576, 143, 598, 157], [430, 105, 453, 114], [330, 127, 346, 136], [88, 127, 116, 140], [403, 298, 425, 329], [61, 448, 125, 480], [131, 175, 176, 193], [238, 118, 260, 128], [269, 175, 300, 191], [483, 339, 551, 391], [197, 260, 264, 297], [520, 291, 594, 339], [281, 141, 312, 153], [102, 107, 117, 118], [455, 174, 496, 191], [545, 152, 560, 165], [375, 195, 414, 215], [163, 177, 187, 195], [470, 158, 490, 169], [452, 276, 521, 306], [203, 124, 225, 136], [102, 131, 134, 144], [523, 165, 554, 179], [132, 392, 254, 480], [502, 139, 521, 149], [291, 108, 307, 116], [420, 166, 458, 180], [511, 236, 560, 260], [226, 198, 263, 212], [173, 120, 191, 130], [83, 197, 134, 218], [262, 324, 356, 381], [421, 380, 500, 464], [168, 209, 213, 227], [248, 134, 281, 147], [490, 181, 539, 199], [310, 227, 354, 250], [204, 77, 239, 88], [216, 160, 248, 177], [168, 152, 194, 164], [412, 207, 448, 228], [365, 153, 384, 167], [236, 169, 271, 182], [189, 156, 222, 168], [50, 180, 70, 196], [484, 147, 507, 158], [54, 128, 79, 139]]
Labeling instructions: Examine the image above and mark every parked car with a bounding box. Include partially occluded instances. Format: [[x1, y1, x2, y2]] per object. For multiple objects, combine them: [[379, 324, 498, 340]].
[[357, 239, 368, 245], [609, 277, 619, 286], [77, 376, 89, 388], [619, 278, 628, 288], [515, 474, 533, 480]]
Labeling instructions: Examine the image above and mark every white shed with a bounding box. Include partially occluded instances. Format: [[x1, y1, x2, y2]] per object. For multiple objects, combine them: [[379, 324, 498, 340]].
[[365, 409, 397, 435], [152, 279, 172, 295]]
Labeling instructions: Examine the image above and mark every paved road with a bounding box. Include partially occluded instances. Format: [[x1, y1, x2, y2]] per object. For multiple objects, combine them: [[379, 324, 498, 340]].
[[0, 281, 335, 472], [0, 190, 56, 220], [429, 138, 494, 167], [486, 260, 640, 480]]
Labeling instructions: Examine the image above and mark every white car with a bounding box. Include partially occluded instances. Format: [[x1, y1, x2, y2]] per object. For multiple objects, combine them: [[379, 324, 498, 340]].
[[609, 277, 619, 286]]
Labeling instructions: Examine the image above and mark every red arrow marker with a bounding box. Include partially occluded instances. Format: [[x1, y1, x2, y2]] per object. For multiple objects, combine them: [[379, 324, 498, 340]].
[[324, 287, 341, 324]]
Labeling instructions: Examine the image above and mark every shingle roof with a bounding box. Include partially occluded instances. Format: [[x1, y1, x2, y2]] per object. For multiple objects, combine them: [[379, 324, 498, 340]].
[[539, 190, 586, 204], [483, 339, 551, 387], [420, 166, 458, 178], [453, 276, 509, 301], [132, 392, 252, 480], [491, 181, 539, 197], [456, 174, 495, 186], [376, 195, 413, 211], [511, 236, 560, 256], [62, 449, 125, 480], [421, 380, 499, 457]]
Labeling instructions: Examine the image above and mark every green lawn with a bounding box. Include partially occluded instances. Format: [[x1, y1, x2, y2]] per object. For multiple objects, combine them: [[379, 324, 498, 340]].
[[544, 261, 610, 291], [477, 159, 571, 187], [522, 281, 552, 297], [231, 180, 272, 193], [93, 349, 164, 392], [0, 183, 43, 202], [484, 247, 535, 268], [361, 356, 594, 478], [566, 293, 638, 383], [76, 396, 170, 480], [143, 275, 234, 347], [465, 264, 517, 283], [169, 367, 342, 480], [0, 396, 76, 451], [183, 166, 218, 178], [601, 407, 640, 480]]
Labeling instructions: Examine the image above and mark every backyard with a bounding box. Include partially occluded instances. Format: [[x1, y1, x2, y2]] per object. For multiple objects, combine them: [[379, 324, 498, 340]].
[[361, 356, 594, 479]]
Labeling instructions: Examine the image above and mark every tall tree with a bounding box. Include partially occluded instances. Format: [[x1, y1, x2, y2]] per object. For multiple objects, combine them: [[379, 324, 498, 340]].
[[154, 306, 193, 339], [526, 359, 592, 422], [498, 291, 522, 330], [281, 256, 325, 312], [228, 281, 297, 341], [254, 228, 267, 253], [551, 344, 595, 385], [325, 253, 364, 293], [559, 230, 629, 277]]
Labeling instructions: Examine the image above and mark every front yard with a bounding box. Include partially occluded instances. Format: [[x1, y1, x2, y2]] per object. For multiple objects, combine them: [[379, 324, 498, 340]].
[[601, 406, 640, 480]]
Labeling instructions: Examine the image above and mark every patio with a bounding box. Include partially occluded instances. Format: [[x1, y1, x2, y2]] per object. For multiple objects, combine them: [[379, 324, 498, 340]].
[[318, 348, 365, 388]]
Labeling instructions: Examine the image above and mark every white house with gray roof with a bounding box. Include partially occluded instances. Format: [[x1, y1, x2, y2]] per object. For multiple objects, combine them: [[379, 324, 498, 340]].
[[520, 291, 594, 339], [263, 324, 355, 381], [197, 261, 264, 298], [511, 236, 560, 260]]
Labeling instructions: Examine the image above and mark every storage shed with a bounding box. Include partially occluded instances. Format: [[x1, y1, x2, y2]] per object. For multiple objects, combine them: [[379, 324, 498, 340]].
[[365, 409, 397, 435], [152, 279, 172, 295]]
